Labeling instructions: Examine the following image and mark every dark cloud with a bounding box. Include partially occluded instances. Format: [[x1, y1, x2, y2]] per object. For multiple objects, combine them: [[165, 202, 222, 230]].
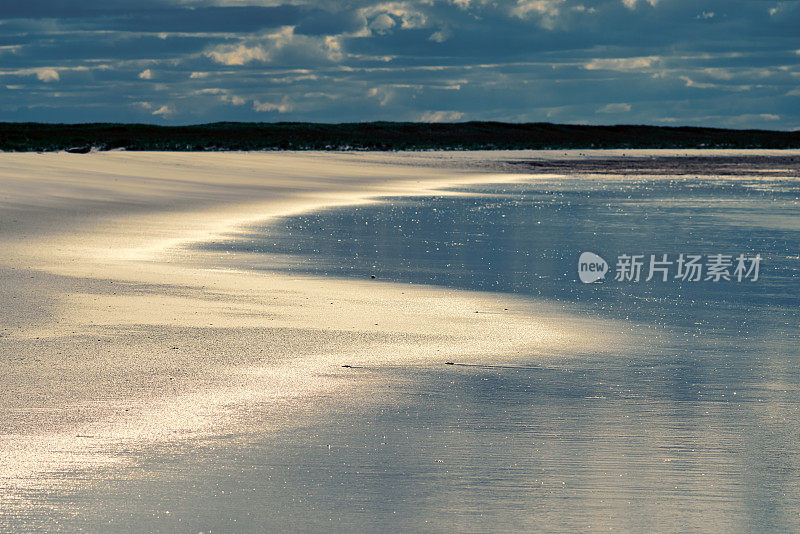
[[1, 0, 798, 128]]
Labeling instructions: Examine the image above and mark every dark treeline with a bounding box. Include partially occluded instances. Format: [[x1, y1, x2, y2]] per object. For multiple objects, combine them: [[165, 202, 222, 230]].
[[1, 122, 799, 151]]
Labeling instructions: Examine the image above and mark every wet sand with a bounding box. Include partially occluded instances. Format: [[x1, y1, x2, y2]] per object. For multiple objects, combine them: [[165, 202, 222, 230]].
[[1, 150, 798, 531], [0, 151, 638, 529]]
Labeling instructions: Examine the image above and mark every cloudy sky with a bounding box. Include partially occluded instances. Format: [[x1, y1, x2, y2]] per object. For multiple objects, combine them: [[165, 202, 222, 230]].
[[1, 0, 798, 127]]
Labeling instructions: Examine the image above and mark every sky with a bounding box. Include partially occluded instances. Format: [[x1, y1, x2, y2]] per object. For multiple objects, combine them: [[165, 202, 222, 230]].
[[1, 0, 799, 128]]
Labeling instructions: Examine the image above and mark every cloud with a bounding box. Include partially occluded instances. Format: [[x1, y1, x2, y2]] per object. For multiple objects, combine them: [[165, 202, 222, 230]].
[[358, 3, 430, 34], [621, 0, 659, 9], [429, 28, 451, 43], [151, 104, 173, 116], [419, 110, 464, 122], [597, 102, 631, 113], [369, 13, 396, 34], [367, 83, 427, 107], [205, 44, 268, 66], [0, 45, 22, 55], [221, 94, 245, 105], [367, 86, 393, 106], [253, 97, 292, 113], [585, 56, 659, 72], [35, 68, 59, 82], [679, 75, 755, 92], [1, 0, 798, 128], [193, 87, 246, 105], [204, 26, 343, 66], [193, 88, 226, 95], [138, 68, 153, 79], [512, 0, 564, 18], [680, 76, 717, 89], [511, 0, 566, 29]]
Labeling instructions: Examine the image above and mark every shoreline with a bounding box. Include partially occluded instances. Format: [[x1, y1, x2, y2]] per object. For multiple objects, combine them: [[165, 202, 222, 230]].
[[5, 148, 798, 525], [2, 149, 797, 529], [0, 151, 636, 507]]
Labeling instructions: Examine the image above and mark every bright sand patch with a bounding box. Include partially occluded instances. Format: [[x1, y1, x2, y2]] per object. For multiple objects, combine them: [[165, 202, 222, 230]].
[[0, 151, 636, 498]]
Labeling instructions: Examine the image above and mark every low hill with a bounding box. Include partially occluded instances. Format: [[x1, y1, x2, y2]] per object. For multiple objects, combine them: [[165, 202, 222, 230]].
[[1, 122, 798, 151]]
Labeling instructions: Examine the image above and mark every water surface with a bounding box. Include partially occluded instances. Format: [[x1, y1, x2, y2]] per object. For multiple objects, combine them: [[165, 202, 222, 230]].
[[195, 160, 800, 531], [8, 157, 800, 532]]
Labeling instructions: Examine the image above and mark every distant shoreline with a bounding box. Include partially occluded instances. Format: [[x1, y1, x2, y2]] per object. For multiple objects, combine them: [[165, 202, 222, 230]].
[[2, 121, 799, 152]]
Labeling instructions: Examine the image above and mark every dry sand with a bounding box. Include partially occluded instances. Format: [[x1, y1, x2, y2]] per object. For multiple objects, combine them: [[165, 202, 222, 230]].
[[0, 151, 641, 511]]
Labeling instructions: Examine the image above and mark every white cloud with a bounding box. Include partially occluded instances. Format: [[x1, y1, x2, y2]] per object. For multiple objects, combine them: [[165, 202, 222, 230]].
[[253, 97, 292, 113], [429, 28, 452, 43], [367, 83, 424, 106], [419, 110, 464, 122], [152, 105, 173, 117], [511, 0, 566, 29], [584, 56, 659, 71], [194, 87, 226, 95], [367, 3, 428, 29], [512, 0, 563, 17], [621, 0, 659, 8], [760, 113, 780, 120], [205, 26, 343, 66], [206, 44, 268, 66], [0, 45, 22, 55], [700, 67, 735, 80], [368, 86, 393, 106], [138, 69, 153, 79], [769, 3, 791, 17], [680, 76, 717, 89], [222, 94, 246, 106], [356, 3, 431, 37], [191, 87, 246, 106], [35, 68, 59, 82], [597, 103, 631, 113], [269, 73, 319, 84], [190, 71, 209, 78], [369, 13, 396, 34], [680, 75, 754, 91]]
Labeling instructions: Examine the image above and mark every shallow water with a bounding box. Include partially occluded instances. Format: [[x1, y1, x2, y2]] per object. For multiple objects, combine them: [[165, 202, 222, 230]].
[[196, 164, 800, 531], [6, 159, 800, 532]]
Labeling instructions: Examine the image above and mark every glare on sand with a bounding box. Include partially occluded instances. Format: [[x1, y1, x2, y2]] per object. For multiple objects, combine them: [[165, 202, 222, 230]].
[[0, 151, 640, 523], [5, 149, 797, 530]]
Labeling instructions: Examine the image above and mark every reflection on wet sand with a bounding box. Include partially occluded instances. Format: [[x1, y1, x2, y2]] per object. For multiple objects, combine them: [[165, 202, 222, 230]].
[[1, 152, 799, 532]]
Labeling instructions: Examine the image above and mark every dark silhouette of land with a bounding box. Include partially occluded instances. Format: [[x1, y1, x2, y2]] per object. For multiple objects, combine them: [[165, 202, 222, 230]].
[[1, 122, 798, 152]]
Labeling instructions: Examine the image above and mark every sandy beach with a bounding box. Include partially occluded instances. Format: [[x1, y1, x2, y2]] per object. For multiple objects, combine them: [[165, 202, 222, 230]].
[[0, 151, 638, 525], [2, 149, 799, 531], [6, 0, 800, 527]]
